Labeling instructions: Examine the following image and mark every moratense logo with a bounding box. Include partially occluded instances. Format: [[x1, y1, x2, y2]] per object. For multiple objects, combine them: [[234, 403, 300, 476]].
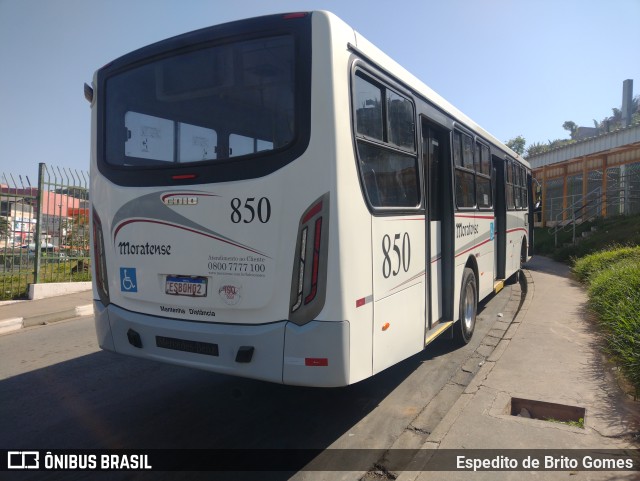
[[455, 222, 479, 239], [118, 242, 171, 255]]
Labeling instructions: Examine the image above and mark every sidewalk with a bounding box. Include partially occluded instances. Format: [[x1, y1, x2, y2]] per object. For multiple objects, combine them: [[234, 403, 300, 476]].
[[0, 288, 93, 334], [397, 256, 640, 480]]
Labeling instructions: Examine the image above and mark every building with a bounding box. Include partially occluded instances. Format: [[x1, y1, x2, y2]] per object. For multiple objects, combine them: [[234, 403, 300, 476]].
[[0, 185, 88, 248], [530, 122, 640, 226], [530, 79, 640, 227]]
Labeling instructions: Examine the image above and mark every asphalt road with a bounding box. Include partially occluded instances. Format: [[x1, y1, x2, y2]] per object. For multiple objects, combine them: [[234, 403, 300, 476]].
[[0, 283, 515, 481]]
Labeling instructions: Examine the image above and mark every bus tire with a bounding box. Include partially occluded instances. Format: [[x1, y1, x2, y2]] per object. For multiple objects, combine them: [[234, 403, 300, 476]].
[[454, 267, 477, 345], [508, 240, 526, 284]]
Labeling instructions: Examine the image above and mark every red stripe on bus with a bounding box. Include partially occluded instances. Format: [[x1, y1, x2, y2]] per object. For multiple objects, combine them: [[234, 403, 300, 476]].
[[454, 237, 493, 258], [454, 229, 528, 258]]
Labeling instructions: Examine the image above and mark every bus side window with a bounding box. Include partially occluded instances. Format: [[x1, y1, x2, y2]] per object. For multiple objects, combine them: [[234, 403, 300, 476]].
[[353, 71, 419, 209], [357, 143, 418, 207], [355, 74, 383, 141], [476, 143, 492, 208], [453, 130, 476, 208]]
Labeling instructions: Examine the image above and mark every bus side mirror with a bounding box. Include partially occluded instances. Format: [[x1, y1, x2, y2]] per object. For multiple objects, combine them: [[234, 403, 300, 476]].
[[84, 83, 94, 103]]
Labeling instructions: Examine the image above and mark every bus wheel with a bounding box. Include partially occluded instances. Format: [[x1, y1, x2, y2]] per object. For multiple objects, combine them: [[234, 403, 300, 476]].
[[455, 267, 477, 345], [507, 241, 526, 285]]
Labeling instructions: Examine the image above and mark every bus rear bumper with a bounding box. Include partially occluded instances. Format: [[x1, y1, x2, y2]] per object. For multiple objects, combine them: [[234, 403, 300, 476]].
[[282, 320, 350, 387], [95, 302, 286, 384], [94, 301, 350, 386]]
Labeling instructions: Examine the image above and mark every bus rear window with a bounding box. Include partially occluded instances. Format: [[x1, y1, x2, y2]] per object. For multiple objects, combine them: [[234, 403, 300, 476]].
[[104, 35, 295, 167]]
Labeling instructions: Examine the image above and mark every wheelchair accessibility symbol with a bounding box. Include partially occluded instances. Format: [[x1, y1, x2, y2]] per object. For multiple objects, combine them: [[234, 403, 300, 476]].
[[120, 267, 138, 292]]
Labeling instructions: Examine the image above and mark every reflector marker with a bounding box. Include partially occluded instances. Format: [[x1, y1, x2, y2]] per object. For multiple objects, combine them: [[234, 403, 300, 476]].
[[284, 356, 304, 366], [305, 358, 328, 367], [356, 295, 373, 308]]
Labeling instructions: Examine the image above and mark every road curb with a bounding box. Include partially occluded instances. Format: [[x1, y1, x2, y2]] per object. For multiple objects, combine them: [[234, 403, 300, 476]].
[[0, 317, 23, 335], [432, 271, 533, 434], [2, 303, 95, 329], [393, 271, 532, 481]]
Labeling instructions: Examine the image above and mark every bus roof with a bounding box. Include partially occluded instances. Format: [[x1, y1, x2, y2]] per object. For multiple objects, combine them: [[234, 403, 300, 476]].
[[317, 10, 528, 167]]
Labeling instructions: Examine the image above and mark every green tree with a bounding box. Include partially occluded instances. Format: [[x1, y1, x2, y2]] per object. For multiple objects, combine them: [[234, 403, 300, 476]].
[[505, 135, 526, 155], [562, 121, 578, 139], [525, 142, 549, 157]]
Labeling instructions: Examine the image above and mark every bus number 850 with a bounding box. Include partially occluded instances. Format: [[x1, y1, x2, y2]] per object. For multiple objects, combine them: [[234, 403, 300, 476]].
[[230, 197, 271, 224], [382, 232, 411, 278]]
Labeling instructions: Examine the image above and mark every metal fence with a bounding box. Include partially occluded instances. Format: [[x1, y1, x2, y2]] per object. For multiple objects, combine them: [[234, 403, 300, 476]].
[[537, 161, 640, 225], [1, 163, 90, 300]]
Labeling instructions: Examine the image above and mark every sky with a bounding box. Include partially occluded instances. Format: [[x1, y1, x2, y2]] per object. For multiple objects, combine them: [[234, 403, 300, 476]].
[[1, 0, 638, 181]]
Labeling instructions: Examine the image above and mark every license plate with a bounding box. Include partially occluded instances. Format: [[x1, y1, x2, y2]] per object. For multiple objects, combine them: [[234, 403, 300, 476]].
[[165, 276, 207, 297]]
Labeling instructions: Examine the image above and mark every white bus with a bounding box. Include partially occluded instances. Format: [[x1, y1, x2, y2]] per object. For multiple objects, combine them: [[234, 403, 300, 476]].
[[87, 11, 532, 387]]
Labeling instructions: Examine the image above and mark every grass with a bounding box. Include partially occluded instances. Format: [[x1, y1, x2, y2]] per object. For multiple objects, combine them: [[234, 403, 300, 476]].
[[573, 245, 640, 283], [575, 252, 640, 396], [545, 417, 585, 429], [0, 258, 91, 300]]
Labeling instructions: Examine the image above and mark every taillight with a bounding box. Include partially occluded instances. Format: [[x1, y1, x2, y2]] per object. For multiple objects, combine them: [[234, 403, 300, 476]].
[[283, 12, 308, 20], [92, 209, 110, 305], [304, 217, 322, 305], [289, 193, 329, 326]]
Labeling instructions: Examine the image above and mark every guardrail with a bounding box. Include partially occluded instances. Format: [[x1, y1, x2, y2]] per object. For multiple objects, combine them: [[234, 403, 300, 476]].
[[547, 185, 640, 247], [548, 187, 602, 247]]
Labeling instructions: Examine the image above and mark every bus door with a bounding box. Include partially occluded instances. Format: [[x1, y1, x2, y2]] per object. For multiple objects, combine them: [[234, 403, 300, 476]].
[[422, 123, 444, 332], [527, 172, 535, 257], [369, 142, 426, 374], [493, 156, 507, 281]]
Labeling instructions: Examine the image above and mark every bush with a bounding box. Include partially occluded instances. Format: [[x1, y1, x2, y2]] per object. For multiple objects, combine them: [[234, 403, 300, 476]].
[[573, 246, 640, 283], [576, 254, 640, 395], [0, 258, 91, 299]]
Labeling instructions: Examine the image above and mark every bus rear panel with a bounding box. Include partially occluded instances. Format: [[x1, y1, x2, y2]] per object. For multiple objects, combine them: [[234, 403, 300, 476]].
[[91, 12, 364, 387]]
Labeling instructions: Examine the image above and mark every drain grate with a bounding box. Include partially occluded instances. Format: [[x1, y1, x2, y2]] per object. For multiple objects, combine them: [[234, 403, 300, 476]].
[[510, 397, 585, 428]]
